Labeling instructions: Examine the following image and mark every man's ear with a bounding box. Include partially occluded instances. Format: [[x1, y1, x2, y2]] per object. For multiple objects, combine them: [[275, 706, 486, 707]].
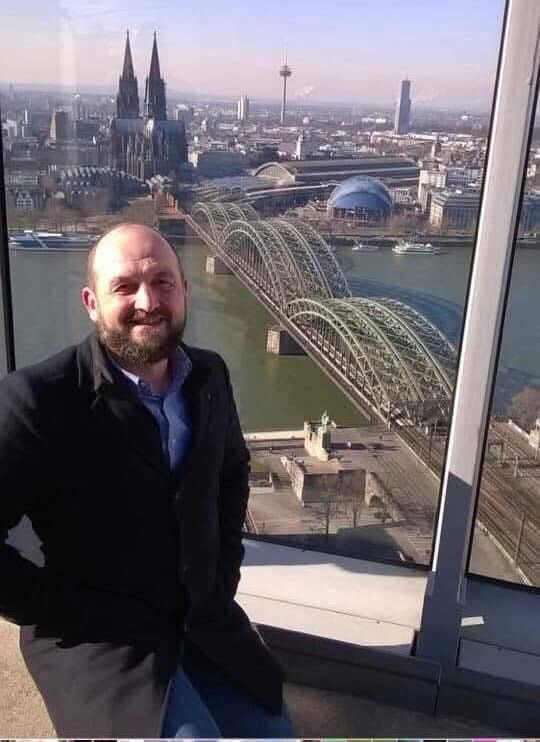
[[82, 286, 99, 323]]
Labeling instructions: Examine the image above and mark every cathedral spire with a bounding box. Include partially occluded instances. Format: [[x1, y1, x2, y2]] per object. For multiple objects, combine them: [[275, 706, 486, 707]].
[[122, 30, 135, 79], [148, 31, 161, 81], [144, 32, 167, 120], [116, 30, 139, 119]]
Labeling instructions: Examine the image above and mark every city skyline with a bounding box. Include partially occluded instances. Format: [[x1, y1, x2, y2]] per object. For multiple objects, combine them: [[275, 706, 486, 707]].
[[1, 0, 504, 107]]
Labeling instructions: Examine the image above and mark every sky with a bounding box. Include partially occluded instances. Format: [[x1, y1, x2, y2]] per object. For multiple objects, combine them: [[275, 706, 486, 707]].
[[0, 0, 506, 107]]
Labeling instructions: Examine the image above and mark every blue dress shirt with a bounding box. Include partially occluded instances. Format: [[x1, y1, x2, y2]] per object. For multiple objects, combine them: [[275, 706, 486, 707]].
[[112, 347, 192, 473]]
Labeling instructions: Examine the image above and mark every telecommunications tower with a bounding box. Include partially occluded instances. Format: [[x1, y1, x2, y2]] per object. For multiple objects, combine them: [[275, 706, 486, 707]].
[[279, 50, 292, 126]]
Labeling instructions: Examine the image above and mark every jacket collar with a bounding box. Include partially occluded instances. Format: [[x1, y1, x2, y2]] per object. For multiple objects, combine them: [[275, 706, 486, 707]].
[[78, 331, 212, 397], [77, 331, 214, 483]]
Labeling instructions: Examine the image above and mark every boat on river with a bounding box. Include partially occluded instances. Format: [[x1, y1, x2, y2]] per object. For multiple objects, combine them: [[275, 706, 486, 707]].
[[392, 239, 443, 255]]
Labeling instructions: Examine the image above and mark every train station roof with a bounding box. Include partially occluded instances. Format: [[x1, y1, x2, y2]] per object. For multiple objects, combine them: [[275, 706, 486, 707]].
[[254, 155, 419, 185]]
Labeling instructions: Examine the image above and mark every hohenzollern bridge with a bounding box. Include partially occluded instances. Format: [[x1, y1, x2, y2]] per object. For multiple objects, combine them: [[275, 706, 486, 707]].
[[187, 202, 456, 426]]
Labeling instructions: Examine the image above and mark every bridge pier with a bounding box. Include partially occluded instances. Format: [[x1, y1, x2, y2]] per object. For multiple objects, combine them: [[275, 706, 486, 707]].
[[266, 326, 306, 356], [206, 256, 233, 275]]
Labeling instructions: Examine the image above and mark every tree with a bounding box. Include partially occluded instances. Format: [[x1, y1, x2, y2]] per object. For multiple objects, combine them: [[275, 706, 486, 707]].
[[507, 385, 540, 432], [308, 472, 356, 541], [43, 198, 75, 230], [75, 189, 112, 219], [343, 494, 363, 529], [386, 211, 426, 235], [373, 508, 391, 525], [6, 201, 36, 230], [309, 492, 346, 542], [40, 175, 58, 197], [120, 197, 157, 226]]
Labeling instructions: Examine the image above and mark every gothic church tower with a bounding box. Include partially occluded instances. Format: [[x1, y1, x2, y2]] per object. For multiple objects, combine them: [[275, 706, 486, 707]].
[[116, 31, 140, 119]]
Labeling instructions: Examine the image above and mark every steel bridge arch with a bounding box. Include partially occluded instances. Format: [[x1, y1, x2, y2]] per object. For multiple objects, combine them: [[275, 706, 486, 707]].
[[286, 297, 455, 419], [362, 298, 456, 391], [191, 206, 349, 301], [217, 218, 350, 306], [191, 202, 259, 244], [219, 219, 297, 306], [269, 218, 351, 299], [220, 219, 315, 305]]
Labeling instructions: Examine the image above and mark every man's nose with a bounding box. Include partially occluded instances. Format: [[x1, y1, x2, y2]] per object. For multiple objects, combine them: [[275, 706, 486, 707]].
[[134, 284, 158, 312]]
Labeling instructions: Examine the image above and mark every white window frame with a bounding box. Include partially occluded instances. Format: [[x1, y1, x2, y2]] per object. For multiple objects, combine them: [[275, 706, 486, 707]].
[[416, 0, 540, 670]]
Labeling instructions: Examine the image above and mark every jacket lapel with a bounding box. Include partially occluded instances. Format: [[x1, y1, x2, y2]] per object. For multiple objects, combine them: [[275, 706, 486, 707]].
[[174, 347, 212, 489], [91, 388, 168, 478], [84, 332, 169, 479], [80, 333, 213, 486]]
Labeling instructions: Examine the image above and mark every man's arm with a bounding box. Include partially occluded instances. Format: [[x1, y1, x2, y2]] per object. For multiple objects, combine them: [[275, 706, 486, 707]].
[[0, 372, 50, 625], [217, 359, 250, 603]]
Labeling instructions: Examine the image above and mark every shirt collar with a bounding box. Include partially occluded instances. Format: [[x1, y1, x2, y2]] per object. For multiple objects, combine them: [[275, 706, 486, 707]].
[[108, 345, 192, 396]]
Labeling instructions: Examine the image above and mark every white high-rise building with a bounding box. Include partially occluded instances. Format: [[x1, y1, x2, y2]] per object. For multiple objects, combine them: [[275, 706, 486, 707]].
[[237, 95, 250, 123], [72, 94, 82, 122]]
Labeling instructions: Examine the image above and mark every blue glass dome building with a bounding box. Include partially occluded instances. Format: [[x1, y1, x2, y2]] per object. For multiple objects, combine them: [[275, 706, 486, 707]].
[[327, 176, 393, 222]]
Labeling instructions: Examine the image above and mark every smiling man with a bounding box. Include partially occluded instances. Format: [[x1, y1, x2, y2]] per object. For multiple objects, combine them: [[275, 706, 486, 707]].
[[84, 224, 189, 394], [0, 223, 294, 738]]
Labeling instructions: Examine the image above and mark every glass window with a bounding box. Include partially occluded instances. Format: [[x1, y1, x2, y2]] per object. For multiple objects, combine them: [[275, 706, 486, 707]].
[[469, 97, 540, 588], [0, 266, 7, 377], [0, 140, 9, 377], [0, 0, 505, 570]]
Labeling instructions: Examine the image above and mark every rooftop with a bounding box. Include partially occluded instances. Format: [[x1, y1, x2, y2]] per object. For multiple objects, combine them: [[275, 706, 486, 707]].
[[276, 156, 418, 174], [254, 157, 419, 185]]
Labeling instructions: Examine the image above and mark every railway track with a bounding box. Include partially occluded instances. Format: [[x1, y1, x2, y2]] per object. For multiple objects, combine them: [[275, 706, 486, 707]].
[[396, 423, 539, 584]]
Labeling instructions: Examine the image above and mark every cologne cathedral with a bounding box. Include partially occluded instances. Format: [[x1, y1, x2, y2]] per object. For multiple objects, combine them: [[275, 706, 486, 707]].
[[111, 32, 188, 181]]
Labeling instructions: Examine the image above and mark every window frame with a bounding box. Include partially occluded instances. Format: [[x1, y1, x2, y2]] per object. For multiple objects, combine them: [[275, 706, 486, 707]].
[[415, 0, 540, 670], [0, 112, 16, 373]]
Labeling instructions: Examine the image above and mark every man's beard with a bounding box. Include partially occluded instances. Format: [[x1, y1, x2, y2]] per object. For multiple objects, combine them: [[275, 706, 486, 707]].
[[96, 309, 186, 365]]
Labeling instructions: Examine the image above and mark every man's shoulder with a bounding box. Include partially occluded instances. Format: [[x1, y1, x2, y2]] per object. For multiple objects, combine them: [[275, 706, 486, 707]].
[[182, 343, 229, 375], [0, 340, 83, 399], [182, 343, 236, 399]]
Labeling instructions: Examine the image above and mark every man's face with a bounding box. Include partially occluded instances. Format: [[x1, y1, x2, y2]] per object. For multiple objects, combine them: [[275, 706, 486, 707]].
[[82, 226, 187, 365]]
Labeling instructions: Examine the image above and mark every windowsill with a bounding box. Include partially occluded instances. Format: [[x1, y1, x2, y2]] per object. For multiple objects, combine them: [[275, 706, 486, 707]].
[[239, 540, 540, 680], [463, 575, 540, 656], [457, 575, 540, 687], [238, 538, 428, 655], [239, 538, 540, 732], [458, 638, 540, 685]]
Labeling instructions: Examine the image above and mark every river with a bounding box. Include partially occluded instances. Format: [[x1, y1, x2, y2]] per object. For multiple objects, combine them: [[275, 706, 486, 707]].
[[3, 239, 539, 431]]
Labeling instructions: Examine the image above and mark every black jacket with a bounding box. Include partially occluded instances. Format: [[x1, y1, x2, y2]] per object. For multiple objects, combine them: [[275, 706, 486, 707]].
[[0, 332, 284, 737]]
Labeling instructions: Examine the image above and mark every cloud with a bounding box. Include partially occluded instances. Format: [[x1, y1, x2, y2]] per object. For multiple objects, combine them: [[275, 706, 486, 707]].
[[294, 84, 316, 100]]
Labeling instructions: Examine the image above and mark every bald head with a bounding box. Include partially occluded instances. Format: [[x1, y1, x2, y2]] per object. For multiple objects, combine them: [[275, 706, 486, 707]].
[[87, 223, 183, 291], [82, 222, 188, 367]]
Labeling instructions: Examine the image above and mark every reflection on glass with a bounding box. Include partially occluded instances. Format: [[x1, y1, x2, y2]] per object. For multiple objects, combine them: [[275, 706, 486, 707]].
[[0, 260, 6, 377], [0, 0, 506, 567], [469, 100, 540, 587]]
